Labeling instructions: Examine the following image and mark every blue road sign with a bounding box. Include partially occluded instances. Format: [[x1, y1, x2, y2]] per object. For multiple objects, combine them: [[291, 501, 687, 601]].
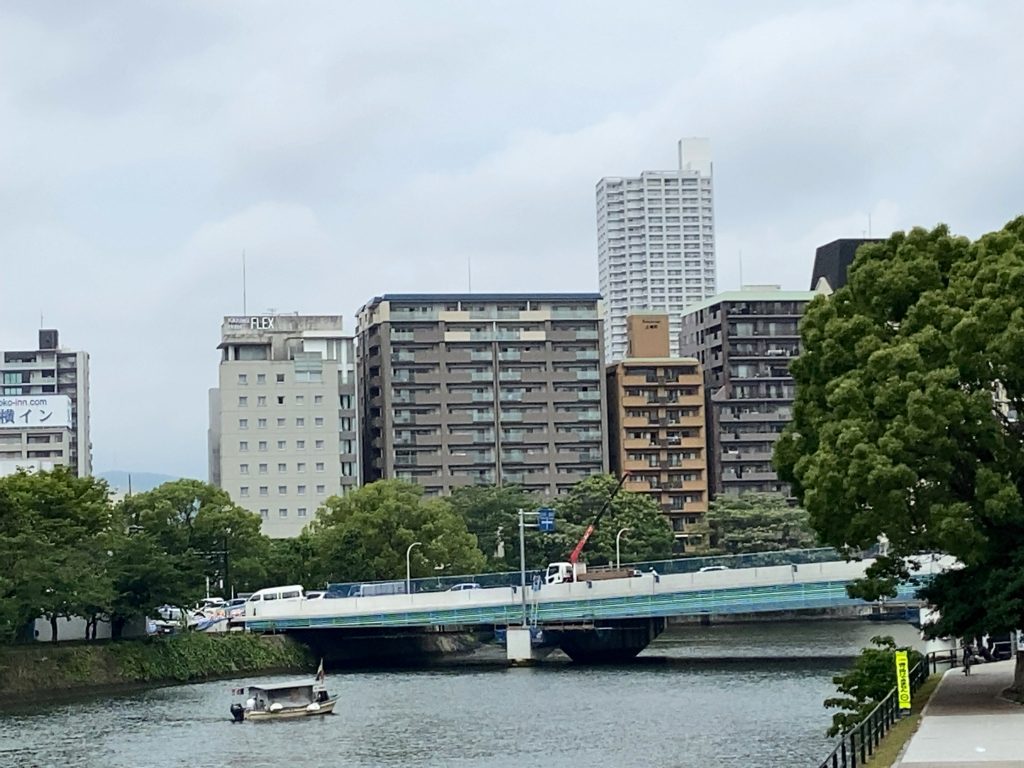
[[538, 507, 555, 532]]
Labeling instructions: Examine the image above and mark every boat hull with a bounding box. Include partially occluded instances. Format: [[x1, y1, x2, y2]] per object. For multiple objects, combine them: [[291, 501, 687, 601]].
[[245, 697, 337, 721]]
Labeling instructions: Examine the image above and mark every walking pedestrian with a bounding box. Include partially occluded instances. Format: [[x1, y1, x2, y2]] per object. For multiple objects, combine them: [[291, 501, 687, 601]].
[[962, 643, 973, 676]]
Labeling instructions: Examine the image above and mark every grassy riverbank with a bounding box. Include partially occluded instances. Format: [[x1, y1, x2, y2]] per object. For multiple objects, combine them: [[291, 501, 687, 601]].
[[861, 673, 942, 767], [0, 633, 313, 702]]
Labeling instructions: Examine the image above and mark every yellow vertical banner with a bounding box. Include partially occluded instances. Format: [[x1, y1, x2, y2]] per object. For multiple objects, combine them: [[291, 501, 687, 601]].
[[895, 650, 912, 711]]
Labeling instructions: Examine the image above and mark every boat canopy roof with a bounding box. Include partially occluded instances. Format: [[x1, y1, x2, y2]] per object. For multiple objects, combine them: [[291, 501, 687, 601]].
[[247, 681, 315, 693]]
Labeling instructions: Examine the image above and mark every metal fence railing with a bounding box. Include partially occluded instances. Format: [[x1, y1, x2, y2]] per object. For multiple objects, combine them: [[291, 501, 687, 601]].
[[816, 660, 927, 768]]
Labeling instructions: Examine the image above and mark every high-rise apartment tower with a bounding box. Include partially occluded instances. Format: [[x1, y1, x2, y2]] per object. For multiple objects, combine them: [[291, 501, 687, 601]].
[[209, 315, 360, 538], [597, 138, 716, 363], [356, 293, 608, 496], [0, 329, 90, 477]]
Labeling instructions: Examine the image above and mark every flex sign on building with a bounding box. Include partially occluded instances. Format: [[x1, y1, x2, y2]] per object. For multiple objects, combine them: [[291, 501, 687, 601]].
[[0, 395, 72, 429]]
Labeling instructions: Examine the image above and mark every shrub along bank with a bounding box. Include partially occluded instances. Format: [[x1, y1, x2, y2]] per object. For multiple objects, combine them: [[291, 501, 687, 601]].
[[0, 633, 312, 702]]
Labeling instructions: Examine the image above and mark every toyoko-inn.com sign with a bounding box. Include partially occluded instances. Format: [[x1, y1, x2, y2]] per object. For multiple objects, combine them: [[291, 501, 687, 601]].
[[0, 395, 72, 430]]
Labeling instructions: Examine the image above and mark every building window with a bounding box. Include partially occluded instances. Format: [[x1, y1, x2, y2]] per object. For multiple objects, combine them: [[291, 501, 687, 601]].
[[277, 395, 285, 405], [276, 374, 285, 383], [239, 419, 248, 430], [297, 440, 306, 450], [278, 485, 287, 495], [257, 418, 267, 429], [339, 417, 351, 430], [259, 463, 268, 474], [296, 417, 305, 427], [239, 441, 249, 452], [314, 395, 323, 405], [277, 418, 286, 427], [297, 462, 306, 473], [297, 484, 306, 495], [238, 396, 248, 407], [296, 395, 305, 405], [239, 486, 249, 497], [315, 417, 324, 427], [259, 486, 268, 496], [257, 374, 266, 384], [297, 507, 307, 517], [277, 440, 286, 450], [316, 462, 325, 472], [339, 394, 352, 409], [315, 440, 325, 449], [240, 463, 249, 474], [259, 508, 269, 519], [238, 374, 248, 385], [341, 461, 354, 475], [258, 441, 268, 452], [316, 485, 326, 495], [279, 508, 288, 517], [277, 462, 286, 472], [257, 395, 267, 407]]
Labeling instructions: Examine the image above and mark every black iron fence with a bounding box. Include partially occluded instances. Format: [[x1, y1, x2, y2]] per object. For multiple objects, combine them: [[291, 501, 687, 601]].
[[816, 660, 927, 768]]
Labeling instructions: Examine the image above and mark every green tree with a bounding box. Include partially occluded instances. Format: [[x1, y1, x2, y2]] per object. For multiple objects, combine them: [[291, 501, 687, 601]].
[[705, 493, 818, 554], [447, 485, 540, 569], [119, 479, 269, 600], [308, 480, 487, 583], [546, 475, 675, 567], [774, 218, 1024, 698], [824, 636, 923, 736], [0, 468, 115, 642]]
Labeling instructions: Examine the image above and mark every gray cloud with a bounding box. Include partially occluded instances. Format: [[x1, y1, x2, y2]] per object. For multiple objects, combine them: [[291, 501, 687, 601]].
[[0, 0, 1020, 478]]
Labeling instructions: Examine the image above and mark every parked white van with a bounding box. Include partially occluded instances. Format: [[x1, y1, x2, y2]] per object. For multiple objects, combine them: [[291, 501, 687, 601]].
[[245, 585, 305, 616]]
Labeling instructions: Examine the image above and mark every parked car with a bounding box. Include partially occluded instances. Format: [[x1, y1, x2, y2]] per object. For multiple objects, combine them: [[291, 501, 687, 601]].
[[698, 565, 730, 572], [305, 591, 325, 600], [448, 583, 481, 591]]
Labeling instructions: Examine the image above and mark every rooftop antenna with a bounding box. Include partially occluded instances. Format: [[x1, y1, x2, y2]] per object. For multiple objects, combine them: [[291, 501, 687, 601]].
[[40, 311, 44, 329], [242, 250, 248, 314]]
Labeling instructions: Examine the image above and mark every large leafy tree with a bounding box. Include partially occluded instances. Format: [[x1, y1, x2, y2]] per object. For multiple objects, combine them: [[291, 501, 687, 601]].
[[546, 475, 675, 567], [447, 485, 540, 570], [118, 479, 269, 600], [307, 480, 487, 583], [705, 493, 818, 554], [775, 218, 1024, 698], [0, 468, 114, 641]]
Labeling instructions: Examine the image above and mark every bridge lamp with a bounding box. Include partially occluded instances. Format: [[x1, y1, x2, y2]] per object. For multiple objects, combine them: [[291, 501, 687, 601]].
[[406, 541, 423, 596], [616, 527, 632, 569]]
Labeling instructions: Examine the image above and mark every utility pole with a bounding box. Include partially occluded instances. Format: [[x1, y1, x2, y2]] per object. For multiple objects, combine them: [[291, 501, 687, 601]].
[[518, 509, 527, 627]]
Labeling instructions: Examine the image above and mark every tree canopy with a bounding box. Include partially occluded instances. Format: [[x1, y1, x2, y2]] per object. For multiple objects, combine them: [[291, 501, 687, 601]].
[[705, 493, 818, 554], [774, 218, 1024, 694]]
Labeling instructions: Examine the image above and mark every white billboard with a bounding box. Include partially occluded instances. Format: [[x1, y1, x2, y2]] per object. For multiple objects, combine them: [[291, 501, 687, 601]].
[[0, 394, 72, 429]]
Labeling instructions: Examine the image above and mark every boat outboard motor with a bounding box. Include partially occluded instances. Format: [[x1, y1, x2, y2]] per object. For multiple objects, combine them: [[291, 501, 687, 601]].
[[230, 703, 245, 722]]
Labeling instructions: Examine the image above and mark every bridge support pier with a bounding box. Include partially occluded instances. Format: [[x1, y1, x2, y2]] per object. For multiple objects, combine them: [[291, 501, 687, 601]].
[[546, 617, 666, 663], [506, 626, 535, 665]]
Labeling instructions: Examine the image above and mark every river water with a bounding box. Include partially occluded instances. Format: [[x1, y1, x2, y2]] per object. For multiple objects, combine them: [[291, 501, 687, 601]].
[[0, 620, 922, 768]]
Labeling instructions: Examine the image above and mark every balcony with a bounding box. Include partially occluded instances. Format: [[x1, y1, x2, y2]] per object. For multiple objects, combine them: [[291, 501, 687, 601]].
[[576, 370, 600, 381], [470, 371, 493, 382], [578, 390, 601, 401], [471, 391, 494, 403], [499, 371, 522, 382]]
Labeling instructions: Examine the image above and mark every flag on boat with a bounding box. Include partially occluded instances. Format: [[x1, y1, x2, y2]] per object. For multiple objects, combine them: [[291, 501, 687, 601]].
[[315, 659, 325, 683]]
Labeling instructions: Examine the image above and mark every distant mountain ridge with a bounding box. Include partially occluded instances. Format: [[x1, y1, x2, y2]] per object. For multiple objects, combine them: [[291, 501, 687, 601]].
[[98, 470, 183, 493]]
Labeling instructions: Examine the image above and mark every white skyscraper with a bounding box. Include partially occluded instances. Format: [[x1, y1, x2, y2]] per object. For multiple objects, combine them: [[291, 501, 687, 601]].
[[597, 138, 716, 362]]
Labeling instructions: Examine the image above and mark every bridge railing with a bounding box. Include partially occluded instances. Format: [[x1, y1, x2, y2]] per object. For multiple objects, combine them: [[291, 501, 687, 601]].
[[324, 547, 851, 598], [816, 660, 927, 768]]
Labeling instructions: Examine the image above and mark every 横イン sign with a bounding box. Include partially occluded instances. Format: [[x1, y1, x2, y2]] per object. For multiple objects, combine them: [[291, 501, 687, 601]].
[[895, 650, 912, 711], [0, 394, 72, 430]]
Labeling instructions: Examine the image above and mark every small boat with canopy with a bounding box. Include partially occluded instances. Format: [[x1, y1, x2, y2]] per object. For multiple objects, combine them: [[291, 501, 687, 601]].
[[230, 661, 336, 721]]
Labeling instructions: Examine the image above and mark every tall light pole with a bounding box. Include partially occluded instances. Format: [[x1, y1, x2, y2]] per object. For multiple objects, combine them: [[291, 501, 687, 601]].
[[616, 527, 632, 569], [406, 541, 422, 595], [518, 509, 527, 627]]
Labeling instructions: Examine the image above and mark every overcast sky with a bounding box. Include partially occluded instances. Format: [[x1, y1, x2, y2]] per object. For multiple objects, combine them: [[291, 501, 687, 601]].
[[2, 1, 1022, 480]]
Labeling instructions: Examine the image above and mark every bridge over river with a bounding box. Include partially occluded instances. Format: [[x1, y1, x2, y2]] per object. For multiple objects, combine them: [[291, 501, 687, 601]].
[[243, 548, 947, 664]]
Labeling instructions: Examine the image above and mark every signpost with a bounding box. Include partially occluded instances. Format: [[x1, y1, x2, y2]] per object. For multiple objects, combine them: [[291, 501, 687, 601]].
[[517, 508, 556, 626], [894, 650, 912, 713], [538, 507, 555, 533]]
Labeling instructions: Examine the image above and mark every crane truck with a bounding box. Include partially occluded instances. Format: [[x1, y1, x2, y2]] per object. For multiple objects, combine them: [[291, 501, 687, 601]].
[[544, 473, 642, 585]]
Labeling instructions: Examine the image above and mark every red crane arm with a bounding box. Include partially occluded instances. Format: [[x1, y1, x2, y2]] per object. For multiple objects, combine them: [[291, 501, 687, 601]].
[[567, 473, 630, 564]]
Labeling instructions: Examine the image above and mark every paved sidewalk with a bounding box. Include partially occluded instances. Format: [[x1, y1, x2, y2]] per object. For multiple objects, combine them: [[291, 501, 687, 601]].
[[898, 660, 1024, 767]]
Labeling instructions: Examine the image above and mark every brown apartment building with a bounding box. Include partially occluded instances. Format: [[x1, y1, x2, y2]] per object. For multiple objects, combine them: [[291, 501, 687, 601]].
[[356, 293, 608, 496], [606, 313, 709, 551]]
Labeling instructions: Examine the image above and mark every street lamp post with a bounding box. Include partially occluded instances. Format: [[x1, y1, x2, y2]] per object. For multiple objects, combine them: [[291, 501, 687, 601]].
[[405, 541, 422, 596], [518, 509, 527, 627], [616, 527, 632, 569]]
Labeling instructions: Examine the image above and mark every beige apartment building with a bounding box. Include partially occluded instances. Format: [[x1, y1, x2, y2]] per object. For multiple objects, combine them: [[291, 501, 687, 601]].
[[0, 329, 90, 477], [208, 315, 359, 538], [606, 313, 709, 550], [356, 293, 608, 496]]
